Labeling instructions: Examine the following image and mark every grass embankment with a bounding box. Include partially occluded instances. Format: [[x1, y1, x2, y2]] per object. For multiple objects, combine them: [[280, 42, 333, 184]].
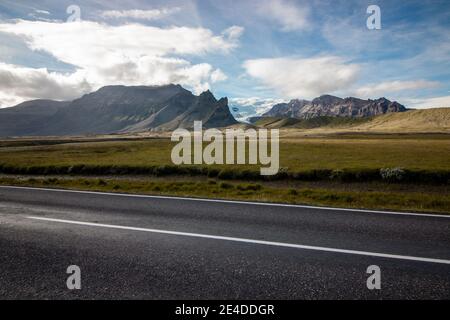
[[0, 176, 448, 213]]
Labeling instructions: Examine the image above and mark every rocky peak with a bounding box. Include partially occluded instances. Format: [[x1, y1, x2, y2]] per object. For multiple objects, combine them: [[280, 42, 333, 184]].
[[198, 90, 217, 103], [312, 95, 343, 105], [264, 94, 406, 119], [0, 84, 237, 136]]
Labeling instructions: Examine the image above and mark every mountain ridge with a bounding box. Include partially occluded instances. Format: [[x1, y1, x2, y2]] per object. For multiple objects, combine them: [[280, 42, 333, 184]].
[[0, 85, 237, 137], [263, 94, 407, 119], [251, 108, 450, 133]]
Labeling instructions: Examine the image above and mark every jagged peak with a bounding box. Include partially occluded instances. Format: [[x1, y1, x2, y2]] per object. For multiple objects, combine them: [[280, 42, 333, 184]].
[[200, 89, 213, 95], [198, 89, 217, 102], [218, 97, 228, 104], [264, 94, 406, 119], [312, 94, 343, 104], [288, 99, 311, 105]]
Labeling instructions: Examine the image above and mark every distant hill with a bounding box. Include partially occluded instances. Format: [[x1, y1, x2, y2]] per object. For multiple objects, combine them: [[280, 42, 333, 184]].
[[0, 100, 70, 137], [0, 85, 237, 137], [250, 115, 372, 129], [263, 95, 406, 119], [349, 108, 450, 133], [252, 108, 450, 133]]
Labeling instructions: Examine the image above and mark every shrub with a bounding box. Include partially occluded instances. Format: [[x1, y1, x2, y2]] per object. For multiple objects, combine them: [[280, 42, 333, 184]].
[[380, 167, 405, 182], [329, 169, 344, 181], [97, 179, 107, 186], [219, 182, 234, 189], [217, 169, 235, 180], [207, 168, 220, 177], [237, 183, 262, 191], [154, 165, 177, 176], [236, 170, 260, 180], [292, 169, 332, 181]]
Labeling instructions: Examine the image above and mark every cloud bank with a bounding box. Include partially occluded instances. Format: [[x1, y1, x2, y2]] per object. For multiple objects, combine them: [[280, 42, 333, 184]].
[[258, 0, 310, 31], [243, 56, 360, 99], [354, 80, 440, 98], [100, 8, 180, 20], [0, 20, 243, 107]]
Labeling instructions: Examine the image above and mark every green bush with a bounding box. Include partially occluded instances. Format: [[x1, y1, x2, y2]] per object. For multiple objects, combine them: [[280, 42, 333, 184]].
[[380, 167, 405, 182], [219, 182, 234, 189], [207, 168, 220, 177], [97, 179, 107, 186], [237, 183, 262, 191], [0, 162, 448, 185], [217, 169, 236, 180]]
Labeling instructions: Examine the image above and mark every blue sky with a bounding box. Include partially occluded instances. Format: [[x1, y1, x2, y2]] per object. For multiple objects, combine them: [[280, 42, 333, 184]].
[[0, 0, 449, 119]]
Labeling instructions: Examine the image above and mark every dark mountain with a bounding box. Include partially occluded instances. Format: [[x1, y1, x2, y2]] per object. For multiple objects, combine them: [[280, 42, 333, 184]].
[[263, 99, 310, 118], [0, 85, 237, 137], [263, 95, 406, 119], [0, 100, 70, 137]]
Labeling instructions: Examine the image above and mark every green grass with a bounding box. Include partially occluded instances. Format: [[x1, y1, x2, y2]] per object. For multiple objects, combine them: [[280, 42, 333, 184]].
[[0, 176, 448, 214], [0, 135, 449, 171]]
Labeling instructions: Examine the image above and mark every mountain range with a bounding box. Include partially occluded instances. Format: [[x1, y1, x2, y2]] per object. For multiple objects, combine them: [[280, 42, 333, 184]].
[[0, 84, 237, 137], [0, 85, 415, 137], [262, 95, 406, 119], [250, 108, 450, 134]]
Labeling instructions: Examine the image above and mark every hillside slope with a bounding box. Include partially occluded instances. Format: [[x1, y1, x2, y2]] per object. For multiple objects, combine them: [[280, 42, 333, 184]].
[[349, 108, 450, 132], [253, 108, 450, 134], [0, 100, 69, 136]]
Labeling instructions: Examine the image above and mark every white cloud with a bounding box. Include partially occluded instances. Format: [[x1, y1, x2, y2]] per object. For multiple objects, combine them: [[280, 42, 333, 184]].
[[100, 8, 180, 20], [0, 63, 91, 107], [0, 20, 243, 105], [0, 91, 26, 108], [222, 26, 245, 42], [243, 56, 360, 99], [210, 69, 228, 83], [35, 10, 50, 15], [354, 80, 441, 98], [258, 0, 309, 31], [0, 20, 241, 65], [404, 96, 450, 109]]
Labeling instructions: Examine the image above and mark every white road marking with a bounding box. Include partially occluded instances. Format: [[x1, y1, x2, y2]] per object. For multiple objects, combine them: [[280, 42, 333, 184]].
[[28, 216, 450, 265], [1, 185, 449, 218]]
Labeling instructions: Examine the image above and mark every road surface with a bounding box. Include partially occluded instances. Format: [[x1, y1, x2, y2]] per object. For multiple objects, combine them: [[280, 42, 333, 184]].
[[0, 185, 449, 299]]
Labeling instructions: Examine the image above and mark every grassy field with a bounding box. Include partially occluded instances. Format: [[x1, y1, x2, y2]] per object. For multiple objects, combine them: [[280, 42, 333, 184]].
[[0, 134, 449, 171], [0, 133, 449, 213]]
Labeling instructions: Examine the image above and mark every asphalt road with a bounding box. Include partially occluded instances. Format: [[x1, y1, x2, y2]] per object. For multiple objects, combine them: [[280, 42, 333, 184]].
[[0, 185, 449, 299]]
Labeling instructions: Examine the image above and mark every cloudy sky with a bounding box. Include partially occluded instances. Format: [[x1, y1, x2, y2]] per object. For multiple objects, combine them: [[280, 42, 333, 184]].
[[0, 0, 449, 120]]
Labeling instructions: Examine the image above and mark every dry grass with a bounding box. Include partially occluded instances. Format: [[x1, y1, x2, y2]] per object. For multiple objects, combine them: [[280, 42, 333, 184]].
[[0, 176, 448, 214], [280, 108, 450, 136]]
